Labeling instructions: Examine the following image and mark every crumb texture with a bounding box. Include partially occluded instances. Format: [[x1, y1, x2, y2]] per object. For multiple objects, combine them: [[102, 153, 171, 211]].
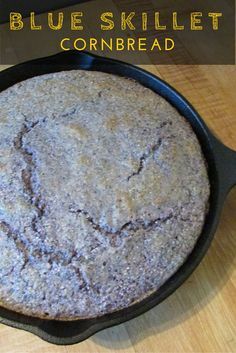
[[0, 70, 210, 319]]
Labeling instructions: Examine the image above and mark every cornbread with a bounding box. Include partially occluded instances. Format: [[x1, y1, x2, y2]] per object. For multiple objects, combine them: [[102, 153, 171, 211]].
[[0, 70, 210, 320]]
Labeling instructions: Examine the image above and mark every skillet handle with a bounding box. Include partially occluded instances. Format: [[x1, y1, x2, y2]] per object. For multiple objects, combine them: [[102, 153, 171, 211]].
[[210, 134, 236, 193]]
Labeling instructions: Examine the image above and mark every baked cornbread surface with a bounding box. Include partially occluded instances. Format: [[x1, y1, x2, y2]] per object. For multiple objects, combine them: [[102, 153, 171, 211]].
[[0, 70, 209, 320]]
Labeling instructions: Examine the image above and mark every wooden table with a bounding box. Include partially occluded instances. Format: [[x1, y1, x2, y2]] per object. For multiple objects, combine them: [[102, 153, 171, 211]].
[[0, 64, 235, 353]]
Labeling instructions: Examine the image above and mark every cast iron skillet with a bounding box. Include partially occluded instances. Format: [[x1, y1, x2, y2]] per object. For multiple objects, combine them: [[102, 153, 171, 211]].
[[0, 51, 235, 345]]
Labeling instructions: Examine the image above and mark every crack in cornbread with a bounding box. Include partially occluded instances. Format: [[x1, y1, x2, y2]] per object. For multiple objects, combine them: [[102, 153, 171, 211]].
[[0, 70, 209, 320], [69, 206, 175, 235], [14, 118, 48, 234], [127, 139, 163, 181]]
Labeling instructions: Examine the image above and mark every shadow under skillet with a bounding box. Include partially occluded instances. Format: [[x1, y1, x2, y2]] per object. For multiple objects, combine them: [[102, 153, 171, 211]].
[[92, 188, 236, 350]]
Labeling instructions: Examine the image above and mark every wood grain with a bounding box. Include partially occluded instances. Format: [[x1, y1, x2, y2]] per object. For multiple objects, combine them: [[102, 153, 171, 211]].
[[0, 64, 235, 353]]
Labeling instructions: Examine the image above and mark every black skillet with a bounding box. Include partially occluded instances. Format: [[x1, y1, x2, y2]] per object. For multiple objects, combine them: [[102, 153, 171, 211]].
[[0, 51, 235, 345]]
